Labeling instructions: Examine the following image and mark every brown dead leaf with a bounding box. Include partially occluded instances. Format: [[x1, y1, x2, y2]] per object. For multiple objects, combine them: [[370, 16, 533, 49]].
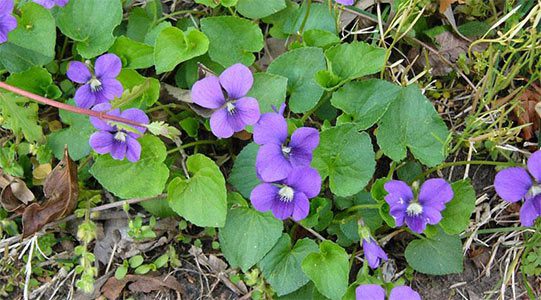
[[0, 171, 35, 214], [101, 274, 184, 300], [514, 86, 541, 141], [409, 31, 485, 76], [22, 147, 78, 237], [439, 0, 457, 13]]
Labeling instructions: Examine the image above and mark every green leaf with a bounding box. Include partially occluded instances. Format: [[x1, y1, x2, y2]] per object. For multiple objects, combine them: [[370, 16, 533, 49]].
[[330, 79, 401, 130], [276, 282, 327, 300], [89, 135, 169, 199], [405, 230, 464, 275], [114, 265, 128, 280], [127, 3, 162, 43], [47, 103, 94, 161], [247, 73, 288, 113], [196, 0, 237, 7], [0, 3, 56, 73], [56, 0, 123, 58], [440, 180, 476, 235], [219, 207, 283, 271], [229, 143, 260, 199], [154, 27, 209, 73], [6, 67, 60, 99], [129, 255, 144, 268], [301, 241, 349, 300], [139, 198, 177, 218], [237, 0, 287, 19], [167, 154, 227, 227], [267, 47, 326, 113], [113, 69, 160, 109], [322, 41, 386, 87], [201, 16, 264, 67], [282, 3, 336, 35], [109, 36, 154, 69], [0, 94, 43, 142], [259, 235, 318, 296], [303, 29, 340, 49], [376, 84, 449, 167], [300, 197, 333, 231], [312, 125, 376, 197]]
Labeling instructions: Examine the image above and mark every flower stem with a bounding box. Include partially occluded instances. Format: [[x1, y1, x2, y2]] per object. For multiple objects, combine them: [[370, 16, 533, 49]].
[[167, 140, 217, 154], [344, 204, 381, 214], [0, 81, 147, 128], [298, 0, 313, 38], [300, 92, 332, 124], [413, 160, 521, 182]]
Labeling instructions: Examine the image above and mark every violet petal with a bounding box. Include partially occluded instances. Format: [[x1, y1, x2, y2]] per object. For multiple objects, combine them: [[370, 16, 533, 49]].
[[67, 61, 92, 84], [95, 53, 122, 79], [389, 286, 422, 300], [253, 112, 288, 145], [494, 167, 532, 203], [191, 76, 225, 109], [219, 63, 253, 99], [355, 284, 386, 300], [285, 166, 321, 199]]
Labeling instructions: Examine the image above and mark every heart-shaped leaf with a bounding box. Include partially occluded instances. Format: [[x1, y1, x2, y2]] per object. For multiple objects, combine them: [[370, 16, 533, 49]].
[[154, 27, 209, 73]]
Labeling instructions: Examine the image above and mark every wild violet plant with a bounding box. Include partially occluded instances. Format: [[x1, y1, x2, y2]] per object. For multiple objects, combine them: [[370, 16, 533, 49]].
[[0, 0, 538, 299]]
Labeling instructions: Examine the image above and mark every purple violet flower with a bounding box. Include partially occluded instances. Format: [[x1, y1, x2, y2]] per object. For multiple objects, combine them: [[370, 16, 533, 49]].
[[33, 0, 68, 9], [384, 179, 453, 234], [89, 103, 149, 162], [253, 104, 319, 182], [494, 150, 541, 226], [0, 0, 17, 44], [250, 166, 321, 221], [67, 53, 124, 109], [355, 284, 421, 300], [191, 63, 260, 138], [335, 0, 354, 5], [362, 237, 388, 269]]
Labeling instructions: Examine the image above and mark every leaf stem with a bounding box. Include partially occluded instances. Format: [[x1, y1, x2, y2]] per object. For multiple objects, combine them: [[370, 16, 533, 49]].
[[300, 92, 332, 124], [156, 10, 205, 23], [298, 0, 313, 38], [0, 82, 147, 128], [167, 140, 217, 154], [344, 204, 381, 214]]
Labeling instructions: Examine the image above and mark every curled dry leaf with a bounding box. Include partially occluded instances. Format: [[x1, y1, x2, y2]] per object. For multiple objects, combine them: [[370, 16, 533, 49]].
[[161, 83, 213, 118], [515, 85, 541, 141], [22, 147, 78, 237], [0, 171, 35, 214], [101, 274, 184, 300]]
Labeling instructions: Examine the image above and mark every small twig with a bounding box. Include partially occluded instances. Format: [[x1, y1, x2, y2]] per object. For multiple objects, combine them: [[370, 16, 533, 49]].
[[297, 222, 326, 241], [0, 82, 147, 128]]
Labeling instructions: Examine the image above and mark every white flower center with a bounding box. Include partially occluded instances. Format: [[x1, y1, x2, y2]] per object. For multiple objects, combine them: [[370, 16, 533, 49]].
[[114, 132, 127, 142], [406, 202, 423, 216], [282, 146, 291, 156], [226, 102, 236, 113], [278, 186, 295, 202], [528, 184, 541, 198], [89, 77, 102, 92]]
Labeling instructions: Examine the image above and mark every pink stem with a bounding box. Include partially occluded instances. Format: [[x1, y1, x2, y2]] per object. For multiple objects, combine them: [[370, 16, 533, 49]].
[[0, 81, 147, 128]]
